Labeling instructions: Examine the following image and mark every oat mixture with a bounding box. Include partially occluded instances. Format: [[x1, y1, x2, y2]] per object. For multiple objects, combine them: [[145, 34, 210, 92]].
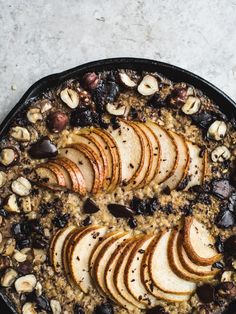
[[0, 69, 236, 314]]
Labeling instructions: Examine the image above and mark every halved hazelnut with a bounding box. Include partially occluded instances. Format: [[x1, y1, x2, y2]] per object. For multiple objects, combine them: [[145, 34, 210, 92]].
[[20, 196, 32, 213], [15, 274, 37, 293], [0, 238, 16, 256], [106, 103, 126, 116], [0, 171, 7, 188], [22, 302, 37, 314], [181, 96, 201, 115], [11, 177, 32, 196], [207, 120, 227, 141], [60, 88, 80, 109], [50, 299, 62, 314], [4, 194, 20, 213], [40, 100, 52, 113], [10, 126, 31, 142], [27, 108, 43, 124], [211, 145, 231, 163], [13, 250, 27, 263], [35, 281, 43, 296], [1, 268, 18, 287], [221, 271, 233, 282], [0, 147, 19, 167], [137, 75, 159, 96], [119, 72, 137, 88], [33, 249, 46, 264]]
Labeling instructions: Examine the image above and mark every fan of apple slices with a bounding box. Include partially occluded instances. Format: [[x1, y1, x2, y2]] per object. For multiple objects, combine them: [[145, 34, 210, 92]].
[[35, 119, 207, 195], [49, 217, 221, 309]]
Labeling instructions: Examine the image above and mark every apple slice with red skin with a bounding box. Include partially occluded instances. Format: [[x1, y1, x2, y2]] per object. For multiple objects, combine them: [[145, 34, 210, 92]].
[[35, 163, 66, 190], [48, 160, 73, 190], [54, 157, 86, 196]]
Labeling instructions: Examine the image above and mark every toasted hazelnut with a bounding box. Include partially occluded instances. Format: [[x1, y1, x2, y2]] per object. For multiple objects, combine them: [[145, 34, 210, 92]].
[[22, 302, 37, 314], [0, 238, 16, 256], [1, 268, 18, 287], [11, 177, 31, 196], [119, 72, 137, 88], [4, 194, 20, 213], [0, 147, 19, 167], [82, 72, 99, 90], [50, 299, 62, 314], [35, 281, 43, 296], [15, 274, 37, 293], [46, 111, 69, 133], [0, 171, 7, 188], [181, 96, 201, 115], [13, 250, 27, 263], [207, 120, 227, 141], [60, 88, 80, 109], [33, 249, 46, 264], [40, 100, 53, 113], [137, 75, 159, 96], [211, 145, 231, 163], [106, 103, 126, 116], [27, 108, 43, 124], [10, 126, 31, 142], [20, 196, 32, 213], [221, 271, 233, 282]]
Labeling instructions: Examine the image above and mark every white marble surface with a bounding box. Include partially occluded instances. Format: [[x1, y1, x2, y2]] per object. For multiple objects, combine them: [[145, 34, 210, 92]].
[[0, 0, 236, 122]]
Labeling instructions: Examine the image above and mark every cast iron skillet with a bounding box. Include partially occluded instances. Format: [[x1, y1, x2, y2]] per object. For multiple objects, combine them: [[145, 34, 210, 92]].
[[0, 58, 235, 314]]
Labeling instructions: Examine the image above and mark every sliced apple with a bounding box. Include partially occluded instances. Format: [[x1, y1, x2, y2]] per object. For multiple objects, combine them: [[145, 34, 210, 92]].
[[69, 225, 107, 293], [162, 132, 190, 190], [183, 142, 206, 190], [183, 217, 222, 266], [125, 235, 158, 307], [136, 122, 161, 185], [128, 122, 153, 189], [149, 231, 196, 295], [168, 229, 215, 282], [108, 120, 144, 186], [49, 160, 73, 190], [177, 231, 220, 277], [49, 225, 77, 273], [93, 232, 130, 298], [78, 128, 121, 192], [59, 145, 100, 194], [114, 237, 147, 309], [54, 157, 86, 196], [141, 240, 191, 302], [145, 120, 178, 184], [71, 133, 108, 188], [104, 238, 137, 311], [35, 164, 66, 190]]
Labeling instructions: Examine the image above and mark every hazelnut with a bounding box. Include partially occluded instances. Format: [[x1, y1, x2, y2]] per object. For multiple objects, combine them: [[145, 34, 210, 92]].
[[11, 177, 31, 196], [119, 72, 136, 88], [40, 100, 52, 113], [15, 274, 37, 293], [207, 120, 227, 141], [28, 126, 39, 143], [137, 75, 159, 96], [221, 271, 233, 282], [10, 126, 31, 142], [0, 171, 7, 188], [82, 72, 99, 90], [211, 145, 231, 163], [3, 194, 20, 213], [0, 147, 19, 167], [46, 111, 68, 133], [27, 108, 43, 124], [35, 281, 43, 296], [0, 238, 16, 256], [13, 250, 27, 263], [106, 103, 127, 116], [1, 268, 18, 287], [50, 299, 62, 314], [22, 302, 37, 314], [181, 96, 201, 115], [33, 249, 46, 264], [60, 88, 80, 109]]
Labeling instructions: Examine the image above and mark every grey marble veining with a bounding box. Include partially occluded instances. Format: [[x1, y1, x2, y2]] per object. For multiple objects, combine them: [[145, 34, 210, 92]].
[[0, 0, 236, 122]]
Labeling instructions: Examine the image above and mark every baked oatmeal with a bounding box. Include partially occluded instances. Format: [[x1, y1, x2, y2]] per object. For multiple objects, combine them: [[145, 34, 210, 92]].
[[0, 68, 236, 314]]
